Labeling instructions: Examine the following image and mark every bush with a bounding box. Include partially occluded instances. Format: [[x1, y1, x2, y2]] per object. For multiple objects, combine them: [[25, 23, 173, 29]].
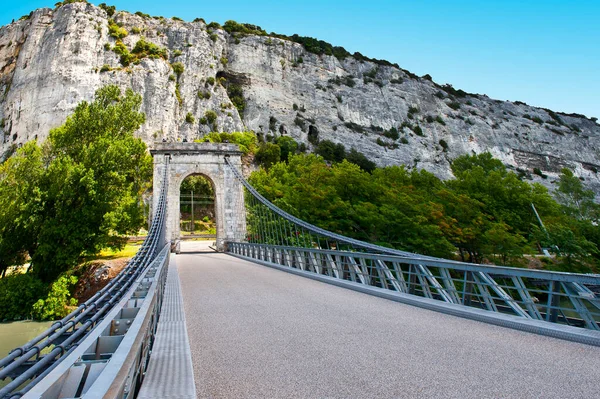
[[32, 275, 78, 321], [206, 76, 215, 86], [197, 132, 258, 154], [171, 62, 184, 77], [383, 127, 399, 140], [439, 139, 449, 152], [100, 64, 111, 72], [255, 143, 281, 168], [0, 273, 47, 320], [316, 140, 346, 162], [175, 84, 182, 106], [413, 125, 424, 136], [99, 3, 116, 17], [408, 106, 419, 115], [226, 84, 245, 115], [108, 20, 128, 39], [185, 113, 195, 123], [532, 116, 544, 124], [135, 11, 150, 18], [345, 149, 376, 172], [447, 101, 461, 110], [308, 125, 319, 144], [204, 110, 218, 124], [223, 20, 267, 36], [198, 91, 211, 100], [400, 137, 409, 144], [132, 38, 167, 60], [276, 136, 298, 162], [435, 115, 446, 125]]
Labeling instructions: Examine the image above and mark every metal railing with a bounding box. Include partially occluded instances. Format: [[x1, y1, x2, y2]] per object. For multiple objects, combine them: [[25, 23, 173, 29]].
[[0, 158, 170, 398], [223, 159, 600, 336], [228, 243, 600, 336]]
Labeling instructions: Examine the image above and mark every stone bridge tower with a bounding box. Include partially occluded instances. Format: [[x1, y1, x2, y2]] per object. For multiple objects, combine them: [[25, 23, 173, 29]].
[[151, 143, 246, 252]]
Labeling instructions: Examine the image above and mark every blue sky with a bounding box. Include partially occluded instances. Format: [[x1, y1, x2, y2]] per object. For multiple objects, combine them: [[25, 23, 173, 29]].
[[1, 0, 598, 118]]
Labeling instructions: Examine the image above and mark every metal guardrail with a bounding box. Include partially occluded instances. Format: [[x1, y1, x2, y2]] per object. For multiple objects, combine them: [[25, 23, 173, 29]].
[[0, 158, 170, 398], [25, 245, 170, 399], [223, 159, 600, 335], [227, 243, 600, 334]]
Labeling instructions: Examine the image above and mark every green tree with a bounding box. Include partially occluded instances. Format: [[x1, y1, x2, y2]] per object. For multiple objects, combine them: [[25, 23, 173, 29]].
[[0, 86, 152, 282], [276, 136, 298, 162], [255, 143, 281, 169]]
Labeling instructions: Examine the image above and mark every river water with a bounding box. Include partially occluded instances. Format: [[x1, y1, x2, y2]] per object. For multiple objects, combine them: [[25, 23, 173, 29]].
[[0, 321, 52, 388], [0, 320, 53, 358]]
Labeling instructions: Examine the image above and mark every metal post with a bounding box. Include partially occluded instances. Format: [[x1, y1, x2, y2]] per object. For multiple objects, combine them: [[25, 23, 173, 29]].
[[190, 190, 194, 233]]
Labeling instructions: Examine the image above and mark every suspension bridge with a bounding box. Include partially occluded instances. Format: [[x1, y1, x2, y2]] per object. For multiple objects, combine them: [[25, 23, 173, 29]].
[[0, 142, 599, 398]]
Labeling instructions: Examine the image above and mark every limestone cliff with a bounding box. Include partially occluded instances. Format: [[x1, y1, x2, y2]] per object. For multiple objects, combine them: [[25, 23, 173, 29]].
[[1, 2, 599, 195]]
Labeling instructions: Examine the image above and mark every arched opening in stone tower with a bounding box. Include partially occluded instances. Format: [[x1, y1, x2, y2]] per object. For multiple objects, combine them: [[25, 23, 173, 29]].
[[179, 174, 216, 241]]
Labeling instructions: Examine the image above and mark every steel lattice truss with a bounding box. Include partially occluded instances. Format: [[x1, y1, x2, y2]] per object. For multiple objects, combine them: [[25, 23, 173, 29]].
[[224, 159, 600, 334]]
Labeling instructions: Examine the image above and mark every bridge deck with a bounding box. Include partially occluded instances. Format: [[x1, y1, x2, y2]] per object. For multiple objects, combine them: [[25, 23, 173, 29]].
[[177, 245, 600, 399]]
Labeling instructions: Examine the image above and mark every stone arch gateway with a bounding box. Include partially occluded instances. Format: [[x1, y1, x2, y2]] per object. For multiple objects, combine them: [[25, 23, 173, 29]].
[[151, 143, 246, 252]]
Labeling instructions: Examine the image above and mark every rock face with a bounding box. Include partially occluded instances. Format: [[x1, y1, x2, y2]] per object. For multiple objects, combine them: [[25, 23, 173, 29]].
[[1, 3, 599, 195]]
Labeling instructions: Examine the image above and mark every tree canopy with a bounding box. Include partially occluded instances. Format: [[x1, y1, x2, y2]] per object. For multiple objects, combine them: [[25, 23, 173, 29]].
[[0, 86, 152, 282], [248, 152, 599, 272]]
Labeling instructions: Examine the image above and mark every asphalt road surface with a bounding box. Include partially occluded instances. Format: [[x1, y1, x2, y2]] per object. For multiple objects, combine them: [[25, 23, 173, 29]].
[[177, 248, 600, 399]]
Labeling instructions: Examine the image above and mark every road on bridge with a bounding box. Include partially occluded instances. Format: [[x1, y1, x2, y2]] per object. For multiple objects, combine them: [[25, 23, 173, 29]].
[[175, 242, 600, 399]]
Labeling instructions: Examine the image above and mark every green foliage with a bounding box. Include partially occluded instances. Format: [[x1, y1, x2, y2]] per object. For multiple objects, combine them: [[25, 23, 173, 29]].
[[100, 64, 111, 72], [226, 84, 246, 115], [0, 86, 152, 282], [185, 112, 195, 123], [206, 76, 215, 86], [131, 38, 168, 60], [99, 3, 116, 17], [246, 150, 596, 270], [316, 140, 346, 162], [223, 20, 267, 36], [383, 127, 399, 140], [276, 136, 298, 162], [439, 139, 449, 152], [108, 20, 128, 39], [171, 62, 184, 76], [172, 16, 183, 22], [134, 11, 150, 18], [447, 101, 461, 110], [204, 110, 217, 124], [32, 275, 78, 320], [288, 34, 350, 60], [207, 21, 221, 30], [131, 27, 141, 34], [345, 148, 376, 173], [197, 90, 211, 100], [172, 49, 182, 57], [197, 132, 257, 155], [55, 0, 88, 7], [0, 273, 47, 320], [210, 34, 218, 42], [181, 175, 214, 196], [175, 83, 182, 106], [532, 116, 544, 124], [412, 125, 424, 136], [255, 143, 281, 169]]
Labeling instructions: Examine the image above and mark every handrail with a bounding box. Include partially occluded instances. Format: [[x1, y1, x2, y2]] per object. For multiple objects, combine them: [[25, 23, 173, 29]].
[[0, 156, 170, 398]]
